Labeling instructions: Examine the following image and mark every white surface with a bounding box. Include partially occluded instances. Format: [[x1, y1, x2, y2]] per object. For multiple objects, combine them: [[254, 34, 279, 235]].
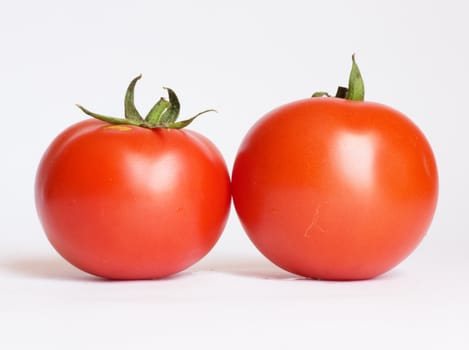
[[1, 248, 468, 349], [1, 0, 468, 349]]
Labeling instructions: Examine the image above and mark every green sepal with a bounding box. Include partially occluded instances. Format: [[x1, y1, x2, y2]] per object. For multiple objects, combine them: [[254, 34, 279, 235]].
[[166, 109, 216, 129], [311, 92, 330, 98], [145, 97, 170, 125], [159, 88, 180, 125], [76, 104, 143, 127], [310, 54, 366, 102], [124, 75, 144, 122], [77, 75, 213, 129], [345, 54, 365, 101]]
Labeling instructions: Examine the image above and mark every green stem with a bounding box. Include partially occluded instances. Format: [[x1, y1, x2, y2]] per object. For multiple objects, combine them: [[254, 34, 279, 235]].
[[311, 54, 365, 101], [77, 75, 214, 129], [335, 86, 348, 99]]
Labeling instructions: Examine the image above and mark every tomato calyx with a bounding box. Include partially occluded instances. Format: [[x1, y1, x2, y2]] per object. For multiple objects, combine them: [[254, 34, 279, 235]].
[[311, 54, 365, 101], [76, 75, 215, 129]]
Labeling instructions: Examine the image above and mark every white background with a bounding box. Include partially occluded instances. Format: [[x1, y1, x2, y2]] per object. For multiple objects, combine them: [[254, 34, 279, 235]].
[[1, 0, 468, 349]]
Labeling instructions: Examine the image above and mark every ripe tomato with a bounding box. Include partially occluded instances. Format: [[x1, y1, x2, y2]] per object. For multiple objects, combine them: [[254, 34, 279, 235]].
[[232, 57, 438, 280], [35, 77, 230, 279]]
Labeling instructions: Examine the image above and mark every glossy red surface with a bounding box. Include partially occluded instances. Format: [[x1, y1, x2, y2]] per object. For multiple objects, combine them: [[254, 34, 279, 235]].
[[232, 98, 438, 280], [36, 119, 231, 279]]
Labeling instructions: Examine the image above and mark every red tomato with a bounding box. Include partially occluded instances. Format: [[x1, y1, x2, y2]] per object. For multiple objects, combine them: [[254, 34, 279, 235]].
[[232, 97, 438, 280], [36, 118, 230, 280]]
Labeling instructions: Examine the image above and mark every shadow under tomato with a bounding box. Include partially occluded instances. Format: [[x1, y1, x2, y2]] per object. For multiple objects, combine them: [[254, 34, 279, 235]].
[[2, 253, 404, 283], [191, 255, 303, 280], [1, 255, 193, 282], [192, 254, 404, 282], [1, 255, 98, 281]]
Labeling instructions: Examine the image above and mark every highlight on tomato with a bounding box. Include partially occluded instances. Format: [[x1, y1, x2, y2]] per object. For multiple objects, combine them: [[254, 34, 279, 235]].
[[35, 76, 231, 280], [232, 55, 438, 280]]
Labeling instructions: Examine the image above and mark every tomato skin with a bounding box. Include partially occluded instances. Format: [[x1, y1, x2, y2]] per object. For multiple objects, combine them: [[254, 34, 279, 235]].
[[232, 98, 438, 280], [35, 119, 231, 279]]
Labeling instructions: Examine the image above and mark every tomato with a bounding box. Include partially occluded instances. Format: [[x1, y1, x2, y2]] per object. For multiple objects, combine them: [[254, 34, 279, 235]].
[[231, 57, 438, 280], [35, 76, 230, 280]]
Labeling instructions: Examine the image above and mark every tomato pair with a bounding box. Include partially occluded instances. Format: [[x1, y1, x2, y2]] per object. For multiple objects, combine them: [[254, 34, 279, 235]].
[[35, 57, 438, 280]]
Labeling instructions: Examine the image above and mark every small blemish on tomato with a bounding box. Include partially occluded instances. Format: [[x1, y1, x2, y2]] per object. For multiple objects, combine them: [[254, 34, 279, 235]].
[[304, 205, 326, 238], [422, 153, 433, 177], [104, 125, 132, 131]]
